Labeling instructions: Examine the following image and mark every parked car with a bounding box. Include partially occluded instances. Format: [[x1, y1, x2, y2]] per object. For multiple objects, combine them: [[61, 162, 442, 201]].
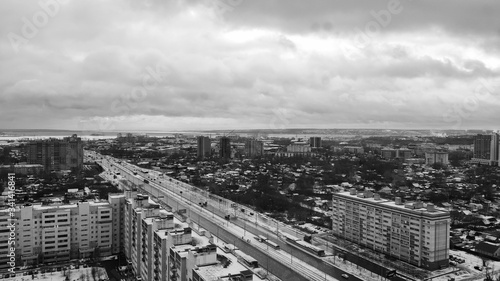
[[342, 273, 349, 279]]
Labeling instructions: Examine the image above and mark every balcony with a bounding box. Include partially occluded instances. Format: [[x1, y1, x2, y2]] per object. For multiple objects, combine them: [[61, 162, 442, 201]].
[[79, 247, 95, 253], [21, 253, 39, 260]]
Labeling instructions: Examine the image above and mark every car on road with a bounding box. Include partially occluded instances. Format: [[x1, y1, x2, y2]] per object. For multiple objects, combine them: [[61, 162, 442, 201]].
[[342, 273, 349, 278]]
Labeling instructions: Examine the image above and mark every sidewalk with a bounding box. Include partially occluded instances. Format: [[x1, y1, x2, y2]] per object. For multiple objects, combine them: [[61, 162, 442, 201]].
[[323, 256, 383, 281]]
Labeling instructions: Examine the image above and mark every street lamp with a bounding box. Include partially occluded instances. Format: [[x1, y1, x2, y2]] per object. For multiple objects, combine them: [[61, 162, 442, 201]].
[[177, 191, 182, 211]]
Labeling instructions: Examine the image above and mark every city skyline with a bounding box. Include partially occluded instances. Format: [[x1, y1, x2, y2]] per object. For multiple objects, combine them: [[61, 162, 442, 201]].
[[1, 1, 500, 131]]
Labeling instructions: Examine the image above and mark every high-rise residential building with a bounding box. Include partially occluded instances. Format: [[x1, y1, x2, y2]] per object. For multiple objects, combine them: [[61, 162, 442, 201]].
[[473, 134, 492, 159], [492, 133, 499, 166], [1, 194, 125, 269], [197, 136, 212, 159], [2, 185, 260, 280], [0, 210, 12, 272], [122, 192, 257, 281], [27, 134, 84, 172], [244, 139, 263, 157], [332, 189, 450, 270], [124, 193, 161, 277], [219, 137, 231, 159], [381, 148, 412, 161], [425, 152, 449, 166], [471, 133, 499, 166], [310, 137, 322, 148]]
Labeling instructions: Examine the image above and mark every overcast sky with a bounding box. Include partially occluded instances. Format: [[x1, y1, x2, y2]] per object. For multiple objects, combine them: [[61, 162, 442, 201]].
[[1, 0, 500, 132]]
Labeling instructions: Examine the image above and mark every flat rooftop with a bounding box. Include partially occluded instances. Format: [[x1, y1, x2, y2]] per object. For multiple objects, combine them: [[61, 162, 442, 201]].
[[334, 191, 450, 218], [164, 228, 211, 247], [12, 200, 113, 211], [195, 246, 264, 281]]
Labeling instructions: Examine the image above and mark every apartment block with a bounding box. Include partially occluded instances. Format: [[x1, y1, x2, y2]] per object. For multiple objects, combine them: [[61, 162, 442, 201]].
[[471, 133, 499, 166], [109, 194, 126, 254], [0, 210, 12, 272], [140, 215, 172, 280], [219, 137, 231, 160], [245, 140, 264, 158], [124, 193, 162, 277], [332, 189, 450, 270], [381, 148, 412, 160], [197, 136, 212, 159], [27, 134, 84, 172], [276, 142, 316, 157], [309, 137, 322, 148], [425, 152, 449, 166], [122, 191, 259, 281], [1, 194, 125, 267], [153, 226, 193, 281]]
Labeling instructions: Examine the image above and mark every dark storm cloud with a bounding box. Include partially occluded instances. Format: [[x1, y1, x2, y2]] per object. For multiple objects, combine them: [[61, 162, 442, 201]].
[[0, 0, 499, 130], [223, 0, 500, 36]]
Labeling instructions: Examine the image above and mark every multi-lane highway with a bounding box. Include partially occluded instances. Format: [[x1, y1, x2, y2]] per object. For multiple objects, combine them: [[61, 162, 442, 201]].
[[89, 151, 379, 281]]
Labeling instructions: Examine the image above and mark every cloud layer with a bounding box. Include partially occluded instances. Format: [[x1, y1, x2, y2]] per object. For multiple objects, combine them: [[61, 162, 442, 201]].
[[1, 0, 500, 131]]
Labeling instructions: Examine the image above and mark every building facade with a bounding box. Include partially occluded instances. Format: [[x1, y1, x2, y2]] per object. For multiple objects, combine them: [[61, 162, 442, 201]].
[[275, 142, 316, 157], [3, 183, 260, 280], [197, 136, 212, 159], [122, 191, 257, 281], [471, 133, 499, 166], [1, 194, 125, 268], [425, 152, 449, 166], [27, 134, 84, 172], [381, 148, 412, 161], [310, 137, 322, 148], [332, 189, 450, 270], [244, 140, 263, 158], [219, 137, 231, 160]]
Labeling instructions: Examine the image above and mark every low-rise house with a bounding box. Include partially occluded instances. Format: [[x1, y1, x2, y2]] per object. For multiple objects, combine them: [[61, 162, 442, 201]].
[[475, 241, 500, 259]]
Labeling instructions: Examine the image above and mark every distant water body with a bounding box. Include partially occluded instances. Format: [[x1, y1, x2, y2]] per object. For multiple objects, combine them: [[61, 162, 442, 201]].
[[1, 128, 471, 143], [0, 130, 114, 142]]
